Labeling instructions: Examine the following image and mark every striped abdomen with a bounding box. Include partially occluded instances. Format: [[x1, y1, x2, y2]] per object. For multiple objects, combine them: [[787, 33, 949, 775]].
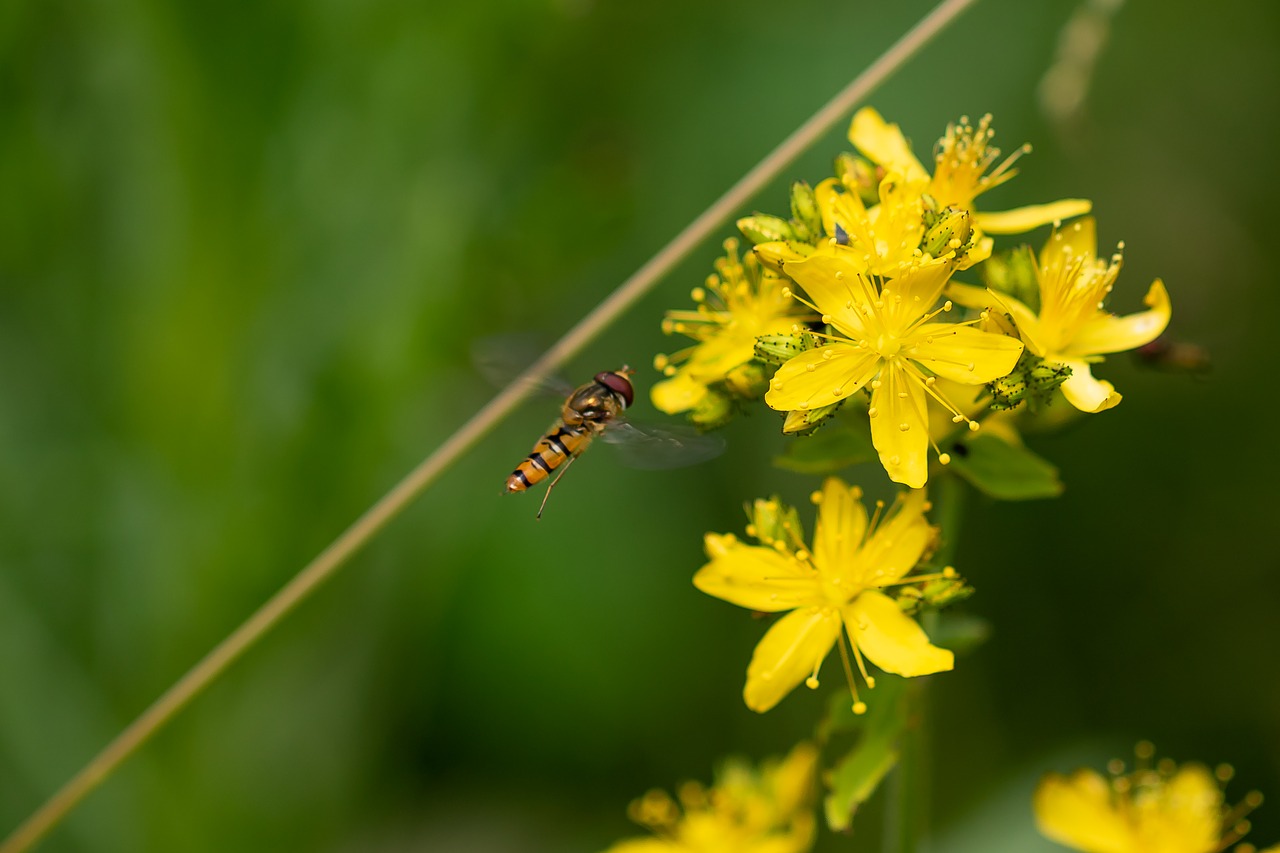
[[505, 423, 591, 492]]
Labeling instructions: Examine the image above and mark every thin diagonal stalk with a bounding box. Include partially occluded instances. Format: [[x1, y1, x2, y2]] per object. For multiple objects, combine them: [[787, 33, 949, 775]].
[[0, 2, 977, 850]]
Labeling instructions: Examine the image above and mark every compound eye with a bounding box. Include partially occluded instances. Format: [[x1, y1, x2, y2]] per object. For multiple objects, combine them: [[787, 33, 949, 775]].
[[594, 370, 634, 408]]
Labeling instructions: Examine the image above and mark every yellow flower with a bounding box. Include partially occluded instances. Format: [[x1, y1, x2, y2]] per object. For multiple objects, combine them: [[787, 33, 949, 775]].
[[694, 479, 954, 714], [603, 743, 819, 853], [653, 239, 813, 415], [848, 107, 1093, 240], [951, 217, 1171, 412], [764, 250, 1023, 488], [1035, 744, 1271, 853]]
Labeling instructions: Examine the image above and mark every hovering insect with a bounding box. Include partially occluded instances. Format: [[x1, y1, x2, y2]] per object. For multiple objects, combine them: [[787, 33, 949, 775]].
[[504, 365, 722, 518]]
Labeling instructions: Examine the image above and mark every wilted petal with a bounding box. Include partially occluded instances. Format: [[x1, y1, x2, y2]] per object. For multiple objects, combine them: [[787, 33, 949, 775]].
[[870, 362, 929, 489], [1059, 358, 1121, 413], [1064, 279, 1171, 357], [975, 199, 1092, 234], [782, 250, 876, 338], [847, 107, 929, 186], [813, 477, 868, 578], [765, 344, 880, 412], [844, 590, 953, 676], [694, 536, 817, 613], [1033, 770, 1132, 853], [854, 490, 932, 588], [908, 323, 1024, 384], [744, 607, 842, 713]]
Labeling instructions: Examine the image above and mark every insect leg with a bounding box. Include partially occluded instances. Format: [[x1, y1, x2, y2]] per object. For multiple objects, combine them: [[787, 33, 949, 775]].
[[536, 453, 579, 520]]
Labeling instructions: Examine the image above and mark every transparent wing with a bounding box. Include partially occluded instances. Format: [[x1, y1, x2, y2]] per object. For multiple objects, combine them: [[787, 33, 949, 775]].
[[601, 421, 725, 470], [470, 333, 573, 400]]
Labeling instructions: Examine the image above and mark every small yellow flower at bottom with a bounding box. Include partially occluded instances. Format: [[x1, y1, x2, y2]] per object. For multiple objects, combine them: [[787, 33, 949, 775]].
[[602, 742, 819, 853], [694, 478, 954, 714], [1034, 742, 1273, 853]]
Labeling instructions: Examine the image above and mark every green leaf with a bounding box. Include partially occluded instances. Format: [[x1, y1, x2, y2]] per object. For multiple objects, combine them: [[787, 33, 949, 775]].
[[946, 434, 1064, 501], [773, 424, 874, 473], [821, 675, 909, 831]]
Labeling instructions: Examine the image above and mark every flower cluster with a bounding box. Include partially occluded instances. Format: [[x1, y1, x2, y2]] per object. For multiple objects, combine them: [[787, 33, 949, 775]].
[[1035, 743, 1277, 853]]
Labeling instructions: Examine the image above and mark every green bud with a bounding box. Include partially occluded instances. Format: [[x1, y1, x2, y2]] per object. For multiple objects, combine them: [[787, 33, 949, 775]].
[[747, 497, 804, 550], [834, 153, 879, 204], [724, 360, 768, 400], [920, 208, 972, 259], [988, 351, 1073, 413], [782, 400, 843, 435], [690, 388, 735, 431], [789, 181, 821, 242], [737, 214, 796, 246], [981, 247, 1040, 309], [754, 331, 816, 365]]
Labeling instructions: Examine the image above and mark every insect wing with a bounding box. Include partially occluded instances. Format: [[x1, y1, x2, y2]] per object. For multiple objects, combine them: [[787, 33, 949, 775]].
[[470, 334, 574, 400], [600, 421, 724, 470]]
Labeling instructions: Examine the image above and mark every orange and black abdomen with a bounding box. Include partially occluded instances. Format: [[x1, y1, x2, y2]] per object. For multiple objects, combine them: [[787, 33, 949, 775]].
[[505, 423, 590, 493]]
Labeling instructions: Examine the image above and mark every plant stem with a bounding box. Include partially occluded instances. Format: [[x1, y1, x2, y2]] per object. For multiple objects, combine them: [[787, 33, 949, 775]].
[[0, 2, 978, 850]]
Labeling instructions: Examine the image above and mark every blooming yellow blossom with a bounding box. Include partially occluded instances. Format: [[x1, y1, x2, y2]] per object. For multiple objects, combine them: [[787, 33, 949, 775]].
[[653, 239, 813, 415], [764, 250, 1023, 487], [1035, 743, 1272, 853], [951, 217, 1171, 412], [694, 479, 954, 714], [848, 107, 1093, 241], [603, 743, 819, 853]]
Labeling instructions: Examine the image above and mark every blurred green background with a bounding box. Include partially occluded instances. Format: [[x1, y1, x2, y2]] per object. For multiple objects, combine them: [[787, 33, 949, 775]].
[[2, 0, 1278, 850]]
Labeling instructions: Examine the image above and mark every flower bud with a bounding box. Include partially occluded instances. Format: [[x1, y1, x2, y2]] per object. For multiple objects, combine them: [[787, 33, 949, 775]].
[[789, 181, 821, 242], [782, 401, 843, 435], [921, 207, 973, 259], [737, 214, 796, 246]]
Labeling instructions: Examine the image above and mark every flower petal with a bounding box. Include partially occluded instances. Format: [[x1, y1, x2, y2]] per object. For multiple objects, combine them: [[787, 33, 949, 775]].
[[744, 607, 842, 713], [880, 262, 953, 334], [985, 288, 1048, 356], [1040, 216, 1098, 272], [908, 323, 1024, 384], [781, 249, 875, 338], [847, 107, 929, 186], [854, 490, 932, 588], [844, 590, 953, 676], [1063, 279, 1171, 357], [975, 199, 1092, 234], [1141, 764, 1223, 853], [870, 362, 929, 489], [651, 369, 708, 414], [694, 536, 817, 613], [813, 477, 868, 579], [1033, 770, 1132, 853], [765, 344, 880, 412], [1059, 358, 1122, 412]]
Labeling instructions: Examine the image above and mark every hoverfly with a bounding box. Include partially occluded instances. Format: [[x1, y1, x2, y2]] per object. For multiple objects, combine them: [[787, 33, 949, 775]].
[[503, 365, 722, 518]]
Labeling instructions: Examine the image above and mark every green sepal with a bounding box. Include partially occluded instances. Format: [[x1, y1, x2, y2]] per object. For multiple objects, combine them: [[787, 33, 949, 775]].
[[754, 330, 819, 365], [920, 207, 973, 260], [988, 351, 1073, 413], [820, 674, 909, 832], [773, 421, 872, 472], [789, 181, 821, 242], [945, 433, 1064, 500], [689, 387, 735, 431], [737, 214, 796, 245]]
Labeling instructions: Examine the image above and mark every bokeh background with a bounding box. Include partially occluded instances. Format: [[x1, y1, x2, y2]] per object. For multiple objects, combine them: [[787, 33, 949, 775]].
[[2, 0, 1278, 850]]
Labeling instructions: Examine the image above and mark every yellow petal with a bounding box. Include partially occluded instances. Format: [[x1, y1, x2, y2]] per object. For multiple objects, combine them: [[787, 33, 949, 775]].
[[651, 370, 708, 414], [853, 490, 932, 587], [1064, 279, 1171, 357], [1033, 770, 1133, 853], [781, 249, 875, 338], [870, 363, 929, 488], [844, 590, 953, 676], [600, 839, 676, 853], [744, 607, 842, 713], [847, 107, 929, 186], [908, 323, 1024, 384], [879, 261, 953, 333], [985, 288, 1047, 356], [975, 199, 1092, 234], [1138, 764, 1222, 853], [764, 344, 881, 412], [812, 477, 868, 578], [1059, 358, 1122, 413], [1040, 216, 1098, 272], [694, 537, 817, 613]]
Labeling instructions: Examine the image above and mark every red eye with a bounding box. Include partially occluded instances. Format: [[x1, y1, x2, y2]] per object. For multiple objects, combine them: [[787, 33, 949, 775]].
[[595, 370, 634, 408]]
